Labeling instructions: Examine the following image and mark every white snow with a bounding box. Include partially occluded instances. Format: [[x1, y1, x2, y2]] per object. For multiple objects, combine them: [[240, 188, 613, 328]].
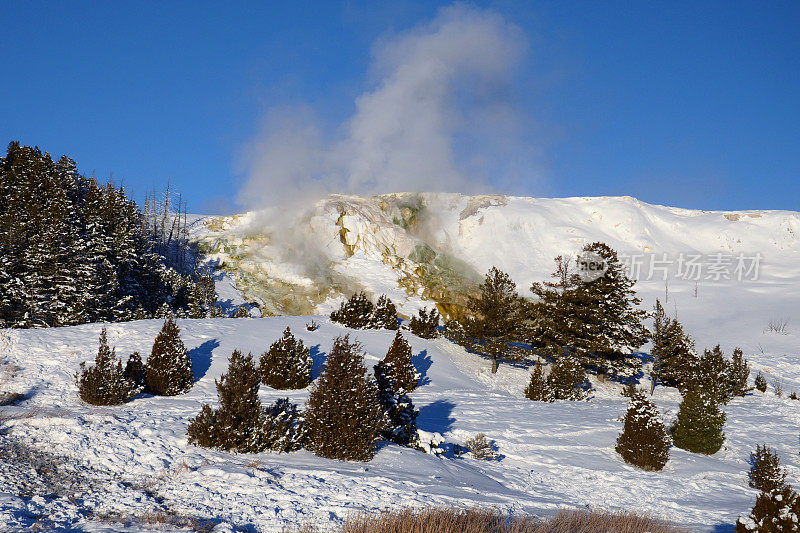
[[2, 194, 799, 531], [1, 311, 799, 531]]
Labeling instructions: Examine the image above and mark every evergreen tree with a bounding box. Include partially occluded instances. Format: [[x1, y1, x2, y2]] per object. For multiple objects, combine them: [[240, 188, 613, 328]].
[[371, 295, 399, 329], [524, 360, 552, 402], [546, 356, 587, 400], [408, 307, 441, 339], [650, 300, 698, 390], [374, 360, 419, 448], [729, 348, 751, 397], [532, 245, 649, 380], [462, 267, 525, 373], [382, 331, 420, 392], [689, 345, 733, 404], [76, 328, 132, 405], [233, 304, 251, 318], [259, 327, 312, 390], [749, 445, 788, 494], [736, 486, 800, 533], [755, 372, 768, 393], [0, 142, 207, 328], [145, 317, 193, 396], [330, 292, 375, 329], [254, 397, 307, 453], [615, 390, 671, 471], [671, 389, 726, 455], [188, 350, 303, 453], [305, 335, 385, 461], [123, 351, 146, 395]]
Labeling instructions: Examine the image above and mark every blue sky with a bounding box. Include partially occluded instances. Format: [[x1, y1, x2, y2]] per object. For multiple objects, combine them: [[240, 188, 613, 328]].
[[2, 1, 798, 213]]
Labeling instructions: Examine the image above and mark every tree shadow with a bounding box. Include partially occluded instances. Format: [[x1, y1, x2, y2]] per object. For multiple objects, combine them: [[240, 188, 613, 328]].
[[310, 345, 326, 380], [709, 523, 735, 532], [188, 339, 219, 382], [418, 399, 456, 434], [411, 350, 433, 387]]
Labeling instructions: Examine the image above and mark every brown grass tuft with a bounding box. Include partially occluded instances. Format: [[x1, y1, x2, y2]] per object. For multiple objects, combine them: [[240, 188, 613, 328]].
[[341, 506, 688, 533]]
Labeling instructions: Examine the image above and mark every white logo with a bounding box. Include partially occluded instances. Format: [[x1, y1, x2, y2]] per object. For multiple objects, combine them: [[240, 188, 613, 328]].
[[577, 251, 607, 282]]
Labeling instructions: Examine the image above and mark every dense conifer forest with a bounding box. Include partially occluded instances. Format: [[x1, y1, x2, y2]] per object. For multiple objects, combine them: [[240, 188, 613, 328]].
[[0, 141, 215, 328]]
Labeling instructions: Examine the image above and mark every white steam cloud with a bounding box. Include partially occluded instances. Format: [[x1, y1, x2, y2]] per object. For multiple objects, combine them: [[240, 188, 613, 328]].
[[238, 4, 529, 210]]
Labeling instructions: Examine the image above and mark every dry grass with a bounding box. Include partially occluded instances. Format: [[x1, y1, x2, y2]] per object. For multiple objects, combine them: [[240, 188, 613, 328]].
[[340, 507, 688, 533], [765, 318, 789, 334]]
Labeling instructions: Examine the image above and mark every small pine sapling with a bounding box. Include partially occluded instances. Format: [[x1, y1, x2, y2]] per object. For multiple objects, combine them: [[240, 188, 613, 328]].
[[754, 372, 768, 393], [671, 389, 726, 455], [253, 397, 307, 453], [524, 360, 552, 402], [749, 445, 788, 493], [259, 327, 312, 390], [371, 295, 399, 330], [374, 360, 419, 449], [546, 356, 587, 400], [615, 390, 671, 471], [76, 327, 132, 405], [123, 351, 146, 395], [408, 307, 441, 339], [728, 347, 751, 397], [382, 331, 420, 392], [145, 317, 193, 396]]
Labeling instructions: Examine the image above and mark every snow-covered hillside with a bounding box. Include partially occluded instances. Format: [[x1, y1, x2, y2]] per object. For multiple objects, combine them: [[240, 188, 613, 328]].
[[2, 315, 799, 532], [2, 195, 799, 532], [193, 193, 799, 356]]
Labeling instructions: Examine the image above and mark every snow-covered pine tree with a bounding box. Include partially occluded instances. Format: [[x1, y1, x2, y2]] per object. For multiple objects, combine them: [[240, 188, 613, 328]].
[[188, 350, 268, 453], [736, 486, 800, 533], [233, 304, 250, 318], [305, 335, 385, 461], [374, 359, 419, 448], [687, 345, 733, 404], [382, 331, 419, 392], [329, 292, 375, 329], [524, 360, 552, 402], [749, 445, 788, 494], [145, 317, 193, 396], [76, 327, 132, 405], [0, 142, 208, 328], [371, 295, 399, 329], [462, 267, 526, 373], [532, 245, 649, 381], [615, 389, 671, 471], [671, 389, 726, 455], [124, 351, 146, 395], [658, 319, 698, 389], [254, 397, 306, 453], [755, 372, 768, 392], [650, 299, 698, 390], [408, 306, 441, 339], [546, 356, 587, 400], [729, 348, 751, 397], [259, 327, 312, 390]]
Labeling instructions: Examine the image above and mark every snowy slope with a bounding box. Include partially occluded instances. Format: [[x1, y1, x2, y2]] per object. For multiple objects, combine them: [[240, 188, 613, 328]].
[[1, 315, 799, 531], [2, 195, 800, 531], [191, 194, 799, 352]]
